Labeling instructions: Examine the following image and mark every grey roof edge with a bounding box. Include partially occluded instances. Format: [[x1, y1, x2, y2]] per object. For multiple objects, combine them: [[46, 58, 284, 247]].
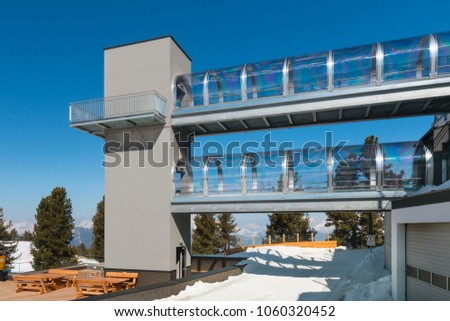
[[104, 35, 192, 61]]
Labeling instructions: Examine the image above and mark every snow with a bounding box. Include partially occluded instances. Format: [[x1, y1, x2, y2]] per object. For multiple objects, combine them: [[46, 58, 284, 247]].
[[9, 221, 33, 235], [343, 246, 392, 300], [10, 241, 33, 273], [9, 242, 101, 273], [77, 220, 93, 229], [162, 246, 392, 301], [77, 256, 101, 265]]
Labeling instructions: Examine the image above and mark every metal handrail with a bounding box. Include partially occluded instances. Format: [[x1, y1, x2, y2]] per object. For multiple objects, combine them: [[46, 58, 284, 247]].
[[70, 91, 167, 124]]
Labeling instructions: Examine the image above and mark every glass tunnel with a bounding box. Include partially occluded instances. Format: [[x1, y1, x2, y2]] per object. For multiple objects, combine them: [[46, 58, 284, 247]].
[[173, 141, 433, 197], [174, 31, 450, 109]]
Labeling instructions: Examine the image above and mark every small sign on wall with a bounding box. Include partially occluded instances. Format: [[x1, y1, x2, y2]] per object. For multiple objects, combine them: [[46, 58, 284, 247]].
[[367, 235, 376, 247]]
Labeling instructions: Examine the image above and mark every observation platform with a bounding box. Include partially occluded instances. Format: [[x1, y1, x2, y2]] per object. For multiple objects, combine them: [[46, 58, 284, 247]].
[[173, 32, 450, 135], [171, 141, 433, 213], [70, 91, 167, 138]]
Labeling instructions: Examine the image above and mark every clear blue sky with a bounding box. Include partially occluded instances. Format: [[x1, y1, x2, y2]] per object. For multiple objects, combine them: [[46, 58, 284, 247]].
[[0, 0, 449, 226]]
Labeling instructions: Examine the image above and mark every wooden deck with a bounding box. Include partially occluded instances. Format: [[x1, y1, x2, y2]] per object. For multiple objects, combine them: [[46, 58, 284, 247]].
[[0, 280, 76, 301]]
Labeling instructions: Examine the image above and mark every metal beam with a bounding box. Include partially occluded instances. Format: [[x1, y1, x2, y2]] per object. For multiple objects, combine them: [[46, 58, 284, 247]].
[[217, 121, 228, 131], [170, 190, 408, 213], [97, 123, 110, 129], [376, 42, 384, 85], [262, 117, 270, 127], [241, 64, 248, 101], [196, 124, 208, 133], [391, 102, 401, 115], [240, 119, 249, 129], [365, 105, 372, 118], [282, 58, 290, 97], [429, 34, 438, 78], [338, 109, 343, 120], [421, 99, 432, 112], [287, 114, 293, 125], [126, 119, 137, 126], [172, 200, 394, 213], [327, 50, 334, 91], [312, 112, 317, 123]]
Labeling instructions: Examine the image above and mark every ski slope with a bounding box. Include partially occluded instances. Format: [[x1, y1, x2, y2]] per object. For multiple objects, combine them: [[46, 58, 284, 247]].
[[162, 246, 391, 301]]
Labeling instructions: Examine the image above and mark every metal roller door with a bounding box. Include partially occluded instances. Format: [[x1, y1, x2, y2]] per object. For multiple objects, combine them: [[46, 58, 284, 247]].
[[406, 223, 450, 300]]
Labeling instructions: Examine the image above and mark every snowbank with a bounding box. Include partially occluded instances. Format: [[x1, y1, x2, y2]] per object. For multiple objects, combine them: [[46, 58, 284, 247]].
[[11, 241, 33, 273], [161, 246, 392, 301], [343, 246, 392, 300], [10, 242, 101, 273]]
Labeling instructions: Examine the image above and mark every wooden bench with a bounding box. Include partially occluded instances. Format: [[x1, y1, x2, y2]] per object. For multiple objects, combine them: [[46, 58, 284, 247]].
[[74, 279, 110, 298], [13, 275, 47, 294], [47, 269, 79, 287], [12, 274, 64, 294], [105, 272, 139, 289]]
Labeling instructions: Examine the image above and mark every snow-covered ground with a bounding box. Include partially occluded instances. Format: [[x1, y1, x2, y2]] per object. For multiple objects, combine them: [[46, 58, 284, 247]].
[[10, 241, 33, 273], [162, 246, 391, 301], [10, 241, 100, 272]]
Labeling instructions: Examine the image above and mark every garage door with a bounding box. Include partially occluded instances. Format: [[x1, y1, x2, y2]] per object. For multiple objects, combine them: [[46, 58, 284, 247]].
[[406, 223, 450, 300]]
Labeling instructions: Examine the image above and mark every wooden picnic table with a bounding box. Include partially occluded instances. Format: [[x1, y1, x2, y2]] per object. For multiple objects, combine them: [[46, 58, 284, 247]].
[[74, 277, 128, 298], [13, 273, 66, 294], [92, 277, 129, 291]]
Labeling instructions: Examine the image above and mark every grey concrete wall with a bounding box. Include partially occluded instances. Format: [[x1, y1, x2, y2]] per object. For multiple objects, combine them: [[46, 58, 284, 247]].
[[191, 255, 246, 273], [384, 211, 391, 271], [103, 37, 192, 273], [78, 266, 244, 301]]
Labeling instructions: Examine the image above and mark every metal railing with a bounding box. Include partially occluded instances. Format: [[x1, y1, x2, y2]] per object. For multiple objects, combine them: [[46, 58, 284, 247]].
[[70, 91, 167, 124]]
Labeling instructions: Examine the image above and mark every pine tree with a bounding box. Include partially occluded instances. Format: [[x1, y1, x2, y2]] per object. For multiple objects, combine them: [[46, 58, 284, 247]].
[[217, 213, 238, 253], [325, 212, 362, 248], [192, 214, 219, 254], [19, 231, 33, 241], [0, 208, 19, 270], [76, 243, 89, 257], [325, 212, 384, 248], [31, 187, 76, 270], [360, 212, 384, 246], [266, 212, 311, 242], [91, 196, 105, 261]]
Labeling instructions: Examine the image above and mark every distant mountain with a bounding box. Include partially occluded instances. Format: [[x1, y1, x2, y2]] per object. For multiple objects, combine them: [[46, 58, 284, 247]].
[[235, 223, 266, 246], [10, 221, 34, 234], [71, 226, 93, 248]]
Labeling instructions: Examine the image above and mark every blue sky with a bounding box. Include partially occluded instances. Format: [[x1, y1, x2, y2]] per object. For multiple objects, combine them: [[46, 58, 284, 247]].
[[0, 0, 449, 229]]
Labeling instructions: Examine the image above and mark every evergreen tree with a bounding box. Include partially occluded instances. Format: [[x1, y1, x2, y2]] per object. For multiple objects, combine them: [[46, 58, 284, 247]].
[[360, 212, 384, 246], [325, 212, 362, 248], [192, 214, 218, 254], [91, 196, 105, 261], [266, 212, 311, 242], [76, 243, 89, 257], [9, 228, 18, 241], [31, 187, 76, 270], [325, 212, 384, 248], [0, 208, 19, 270], [19, 230, 33, 241], [217, 213, 238, 253]]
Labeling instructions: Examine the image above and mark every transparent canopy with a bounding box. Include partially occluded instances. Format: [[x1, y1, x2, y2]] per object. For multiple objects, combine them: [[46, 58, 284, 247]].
[[174, 141, 431, 196], [175, 31, 450, 109]]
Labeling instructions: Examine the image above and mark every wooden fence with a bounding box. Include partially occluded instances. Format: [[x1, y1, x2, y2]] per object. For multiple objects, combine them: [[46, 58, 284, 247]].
[[225, 233, 337, 255]]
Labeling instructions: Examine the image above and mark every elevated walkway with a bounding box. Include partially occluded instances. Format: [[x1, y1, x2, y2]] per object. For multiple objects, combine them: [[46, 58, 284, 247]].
[[172, 141, 432, 213], [173, 32, 450, 135]]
